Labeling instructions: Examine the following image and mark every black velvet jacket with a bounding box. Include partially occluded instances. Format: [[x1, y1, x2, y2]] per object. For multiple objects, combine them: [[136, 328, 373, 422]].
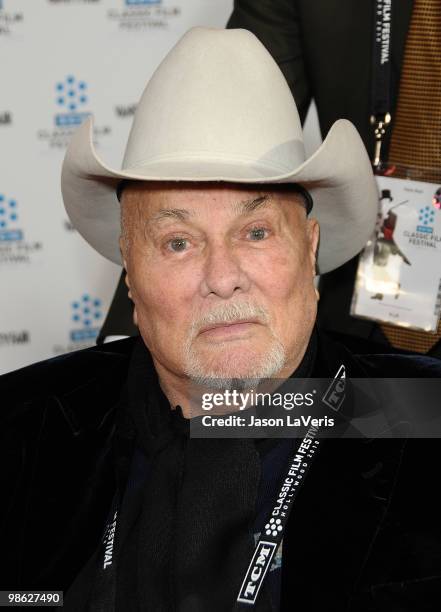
[[1, 333, 441, 611]]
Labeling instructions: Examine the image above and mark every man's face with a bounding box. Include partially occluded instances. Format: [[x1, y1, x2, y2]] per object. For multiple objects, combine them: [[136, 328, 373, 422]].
[[121, 182, 319, 385]]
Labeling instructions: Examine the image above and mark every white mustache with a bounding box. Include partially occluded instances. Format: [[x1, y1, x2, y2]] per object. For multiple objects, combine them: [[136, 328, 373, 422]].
[[191, 301, 269, 335]]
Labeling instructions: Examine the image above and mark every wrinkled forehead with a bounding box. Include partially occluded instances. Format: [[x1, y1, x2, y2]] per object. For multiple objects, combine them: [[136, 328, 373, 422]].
[[118, 180, 312, 216]]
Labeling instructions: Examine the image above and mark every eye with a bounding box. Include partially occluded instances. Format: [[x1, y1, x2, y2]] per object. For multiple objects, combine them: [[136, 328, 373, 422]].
[[168, 237, 188, 252], [247, 227, 269, 241]]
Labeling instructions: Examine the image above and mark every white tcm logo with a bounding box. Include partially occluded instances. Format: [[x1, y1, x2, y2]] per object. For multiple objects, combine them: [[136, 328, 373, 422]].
[[237, 541, 276, 605]]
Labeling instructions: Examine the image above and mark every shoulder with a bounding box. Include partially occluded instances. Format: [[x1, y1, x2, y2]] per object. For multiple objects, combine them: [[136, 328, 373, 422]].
[[0, 336, 138, 423]]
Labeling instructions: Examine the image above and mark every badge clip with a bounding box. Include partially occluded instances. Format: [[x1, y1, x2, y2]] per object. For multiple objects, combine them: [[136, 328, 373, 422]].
[[370, 112, 392, 169]]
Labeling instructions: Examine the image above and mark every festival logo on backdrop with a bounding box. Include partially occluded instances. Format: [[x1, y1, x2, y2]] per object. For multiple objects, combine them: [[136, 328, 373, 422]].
[[69, 294, 103, 341], [0, 1, 24, 36], [0, 193, 43, 266], [107, 0, 181, 30], [37, 74, 111, 149], [53, 293, 104, 355], [54, 75, 90, 127]]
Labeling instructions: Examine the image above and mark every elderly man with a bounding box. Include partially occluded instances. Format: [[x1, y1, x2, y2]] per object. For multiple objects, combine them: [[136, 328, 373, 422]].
[[1, 27, 441, 612]]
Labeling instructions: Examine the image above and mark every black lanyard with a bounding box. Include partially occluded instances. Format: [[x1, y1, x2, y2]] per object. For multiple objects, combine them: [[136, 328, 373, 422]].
[[371, 0, 393, 167]]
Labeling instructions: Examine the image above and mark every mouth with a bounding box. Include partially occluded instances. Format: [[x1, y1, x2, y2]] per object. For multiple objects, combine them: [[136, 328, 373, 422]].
[[199, 319, 261, 339]]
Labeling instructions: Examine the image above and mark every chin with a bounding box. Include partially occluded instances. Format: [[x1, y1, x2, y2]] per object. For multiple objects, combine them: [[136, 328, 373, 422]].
[[183, 340, 286, 389]]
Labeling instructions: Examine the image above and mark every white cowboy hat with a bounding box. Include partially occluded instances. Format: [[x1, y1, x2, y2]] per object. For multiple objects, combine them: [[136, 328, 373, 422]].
[[61, 26, 378, 274]]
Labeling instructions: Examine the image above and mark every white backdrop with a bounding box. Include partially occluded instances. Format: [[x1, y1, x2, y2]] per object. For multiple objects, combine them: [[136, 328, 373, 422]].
[[0, 0, 321, 374]]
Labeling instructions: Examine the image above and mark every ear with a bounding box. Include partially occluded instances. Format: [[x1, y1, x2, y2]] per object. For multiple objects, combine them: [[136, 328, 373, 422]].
[[307, 218, 320, 276], [119, 237, 138, 327]]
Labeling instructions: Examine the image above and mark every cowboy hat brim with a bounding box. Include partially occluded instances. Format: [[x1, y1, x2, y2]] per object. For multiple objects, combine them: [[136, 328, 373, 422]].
[[61, 116, 378, 275]]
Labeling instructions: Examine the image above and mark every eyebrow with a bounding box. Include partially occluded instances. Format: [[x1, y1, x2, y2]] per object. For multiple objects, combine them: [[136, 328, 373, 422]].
[[234, 195, 270, 214], [149, 208, 193, 223]]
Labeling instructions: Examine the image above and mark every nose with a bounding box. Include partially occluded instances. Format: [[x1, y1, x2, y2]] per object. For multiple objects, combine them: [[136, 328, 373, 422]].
[[199, 238, 251, 299]]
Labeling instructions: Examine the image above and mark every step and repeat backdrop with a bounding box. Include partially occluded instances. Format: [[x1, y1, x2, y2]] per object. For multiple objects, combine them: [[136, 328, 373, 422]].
[[0, 0, 321, 375]]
